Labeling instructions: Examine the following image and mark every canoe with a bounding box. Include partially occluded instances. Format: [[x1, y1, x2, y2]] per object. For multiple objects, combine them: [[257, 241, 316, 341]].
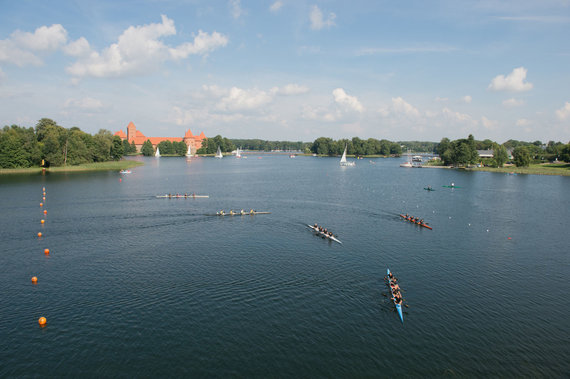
[[307, 225, 342, 244], [399, 214, 433, 230], [387, 268, 404, 323], [156, 195, 209, 198], [442, 185, 461, 188], [423, 187, 436, 191]]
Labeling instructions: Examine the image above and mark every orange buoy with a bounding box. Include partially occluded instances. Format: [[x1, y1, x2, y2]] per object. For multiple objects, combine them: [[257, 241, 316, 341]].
[[31, 276, 38, 283], [38, 317, 47, 326], [41, 219, 45, 224], [38, 232, 42, 238], [42, 187, 45, 191], [43, 192, 46, 196], [43, 197, 46, 200], [43, 210, 47, 214], [44, 248, 50, 255], [40, 203, 43, 207]]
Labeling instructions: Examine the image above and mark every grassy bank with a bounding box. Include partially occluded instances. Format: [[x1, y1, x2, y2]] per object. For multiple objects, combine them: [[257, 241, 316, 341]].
[[0, 160, 144, 175], [468, 163, 570, 176]]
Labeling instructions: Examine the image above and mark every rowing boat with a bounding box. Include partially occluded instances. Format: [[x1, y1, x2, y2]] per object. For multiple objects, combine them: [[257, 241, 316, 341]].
[[387, 268, 404, 323], [399, 214, 433, 230], [215, 211, 271, 216], [423, 187, 436, 191], [442, 185, 461, 188], [156, 195, 209, 198], [307, 225, 342, 244]]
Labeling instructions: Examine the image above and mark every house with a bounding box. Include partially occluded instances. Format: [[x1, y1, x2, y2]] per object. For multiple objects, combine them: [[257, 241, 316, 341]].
[[477, 150, 494, 158], [114, 122, 206, 154]]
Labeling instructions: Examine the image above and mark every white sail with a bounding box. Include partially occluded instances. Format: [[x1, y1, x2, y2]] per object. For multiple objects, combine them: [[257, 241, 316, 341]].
[[236, 148, 241, 158], [340, 145, 355, 166], [215, 146, 223, 159], [186, 144, 192, 157], [155, 146, 161, 157]]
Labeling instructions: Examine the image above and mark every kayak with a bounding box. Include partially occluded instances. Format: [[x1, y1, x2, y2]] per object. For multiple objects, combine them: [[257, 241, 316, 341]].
[[399, 214, 433, 230], [387, 268, 404, 323], [442, 185, 461, 188], [214, 211, 271, 216], [423, 187, 436, 191], [307, 225, 342, 244]]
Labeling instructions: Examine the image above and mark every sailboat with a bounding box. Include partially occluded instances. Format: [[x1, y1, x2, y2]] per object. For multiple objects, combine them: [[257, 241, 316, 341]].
[[186, 144, 192, 157], [400, 149, 412, 167], [155, 146, 161, 158], [215, 146, 223, 159], [340, 145, 355, 166], [235, 147, 242, 158]]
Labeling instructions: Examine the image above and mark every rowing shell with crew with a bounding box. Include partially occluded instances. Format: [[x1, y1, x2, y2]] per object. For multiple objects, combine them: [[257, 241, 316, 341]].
[[215, 210, 271, 216], [307, 224, 342, 244], [156, 193, 209, 198], [399, 214, 432, 230]]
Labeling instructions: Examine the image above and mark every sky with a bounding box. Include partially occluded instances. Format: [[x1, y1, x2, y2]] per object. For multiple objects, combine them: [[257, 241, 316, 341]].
[[0, 0, 569, 143]]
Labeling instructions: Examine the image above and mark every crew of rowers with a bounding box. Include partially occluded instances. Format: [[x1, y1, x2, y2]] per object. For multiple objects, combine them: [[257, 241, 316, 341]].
[[312, 223, 335, 238], [404, 214, 425, 224], [167, 192, 197, 198], [387, 271, 403, 305], [217, 209, 255, 215]]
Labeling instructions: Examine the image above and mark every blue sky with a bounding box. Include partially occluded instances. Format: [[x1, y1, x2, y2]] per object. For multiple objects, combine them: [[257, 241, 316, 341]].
[[1, 0, 569, 143]]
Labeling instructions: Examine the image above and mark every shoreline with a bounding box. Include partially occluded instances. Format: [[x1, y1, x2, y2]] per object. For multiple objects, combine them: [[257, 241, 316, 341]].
[[422, 163, 570, 176], [0, 160, 144, 175]]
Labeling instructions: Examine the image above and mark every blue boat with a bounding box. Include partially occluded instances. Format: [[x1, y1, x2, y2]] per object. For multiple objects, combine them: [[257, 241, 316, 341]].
[[387, 268, 404, 323]]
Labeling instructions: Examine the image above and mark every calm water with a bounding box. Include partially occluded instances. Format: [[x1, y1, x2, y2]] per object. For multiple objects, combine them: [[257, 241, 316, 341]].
[[1, 155, 568, 377]]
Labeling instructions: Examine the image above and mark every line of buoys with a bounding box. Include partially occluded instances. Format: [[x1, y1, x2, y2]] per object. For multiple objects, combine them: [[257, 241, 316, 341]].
[[37, 187, 49, 327]]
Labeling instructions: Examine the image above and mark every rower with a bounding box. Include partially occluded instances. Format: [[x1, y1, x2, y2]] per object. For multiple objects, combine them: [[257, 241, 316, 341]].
[[192, 192, 196, 197], [250, 209, 254, 214], [230, 210, 235, 215], [451, 182, 455, 187], [240, 209, 245, 215], [420, 219, 424, 224], [184, 193, 188, 198], [314, 223, 318, 229]]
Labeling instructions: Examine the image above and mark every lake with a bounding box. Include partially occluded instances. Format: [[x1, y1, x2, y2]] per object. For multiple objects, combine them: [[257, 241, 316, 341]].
[[1, 154, 568, 377]]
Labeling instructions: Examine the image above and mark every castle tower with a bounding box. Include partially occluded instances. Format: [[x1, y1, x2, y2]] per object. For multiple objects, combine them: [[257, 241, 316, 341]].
[[127, 122, 137, 143]]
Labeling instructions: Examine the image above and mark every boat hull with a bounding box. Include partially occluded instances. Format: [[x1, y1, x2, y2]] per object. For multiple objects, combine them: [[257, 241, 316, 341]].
[[399, 214, 432, 229], [307, 225, 342, 244]]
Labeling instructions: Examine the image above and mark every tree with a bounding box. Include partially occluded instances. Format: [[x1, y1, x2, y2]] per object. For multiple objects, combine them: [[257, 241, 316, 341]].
[[311, 137, 334, 155], [513, 146, 531, 167], [559, 144, 570, 162], [141, 140, 154, 156], [173, 141, 188, 156], [110, 136, 124, 160], [493, 144, 508, 167], [157, 140, 175, 155]]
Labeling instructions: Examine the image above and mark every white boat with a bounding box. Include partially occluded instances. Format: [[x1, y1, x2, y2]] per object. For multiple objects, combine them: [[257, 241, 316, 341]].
[[215, 146, 223, 159], [236, 148, 242, 158], [119, 169, 131, 174], [412, 155, 423, 162], [307, 225, 342, 244], [400, 150, 412, 167], [340, 145, 355, 166], [155, 147, 161, 157], [186, 144, 192, 157]]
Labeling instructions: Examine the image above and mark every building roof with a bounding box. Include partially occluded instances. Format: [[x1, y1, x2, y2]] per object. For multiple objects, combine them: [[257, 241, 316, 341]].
[[114, 130, 127, 138], [477, 149, 494, 157]]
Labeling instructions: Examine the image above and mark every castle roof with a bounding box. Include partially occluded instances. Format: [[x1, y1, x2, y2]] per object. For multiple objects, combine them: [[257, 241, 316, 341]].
[[114, 130, 127, 138]]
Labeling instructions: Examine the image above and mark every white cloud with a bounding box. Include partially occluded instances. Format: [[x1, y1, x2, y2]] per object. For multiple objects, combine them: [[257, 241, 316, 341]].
[[218, 87, 274, 111], [64, 97, 103, 110], [301, 105, 339, 122], [63, 37, 92, 57], [333, 88, 364, 112], [0, 24, 68, 66], [442, 107, 477, 125], [358, 46, 456, 55], [516, 118, 531, 126], [488, 66, 533, 92], [310, 5, 336, 30], [502, 98, 525, 107], [435, 97, 449, 102], [276, 84, 310, 95], [66, 15, 227, 78], [270, 1, 283, 12], [481, 116, 498, 130], [463, 95, 472, 104], [556, 102, 570, 120], [380, 97, 420, 118], [230, 0, 244, 19]]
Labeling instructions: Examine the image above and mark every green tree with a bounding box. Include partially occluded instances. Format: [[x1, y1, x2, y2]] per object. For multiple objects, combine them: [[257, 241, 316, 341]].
[[311, 137, 334, 155], [0, 127, 32, 168], [141, 140, 154, 156], [110, 136, 124, 160], [513, 146, 531, 167], [560, 144, 570, 162], [173, 141, 188, 156], [157, 140, 175, 155], [493, 144, 508, 167]]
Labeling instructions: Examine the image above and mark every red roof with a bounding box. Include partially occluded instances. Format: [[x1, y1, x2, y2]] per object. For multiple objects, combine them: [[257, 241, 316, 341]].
[[114, 130, 127, 138]]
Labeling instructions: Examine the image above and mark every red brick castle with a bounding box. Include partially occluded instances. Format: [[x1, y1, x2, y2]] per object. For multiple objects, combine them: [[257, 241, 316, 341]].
[[114, 122, 206, 154]]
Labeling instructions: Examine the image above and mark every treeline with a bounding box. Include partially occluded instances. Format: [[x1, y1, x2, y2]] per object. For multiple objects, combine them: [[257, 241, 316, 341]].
[[310, 137, 402, 156], [138, 140, 188, 156], [0, 118, 124, 168], [436, 135, 570, 167], [399, 141, 438, 153], [230, 139, 309, 151], [196, 135, 235, 154]]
